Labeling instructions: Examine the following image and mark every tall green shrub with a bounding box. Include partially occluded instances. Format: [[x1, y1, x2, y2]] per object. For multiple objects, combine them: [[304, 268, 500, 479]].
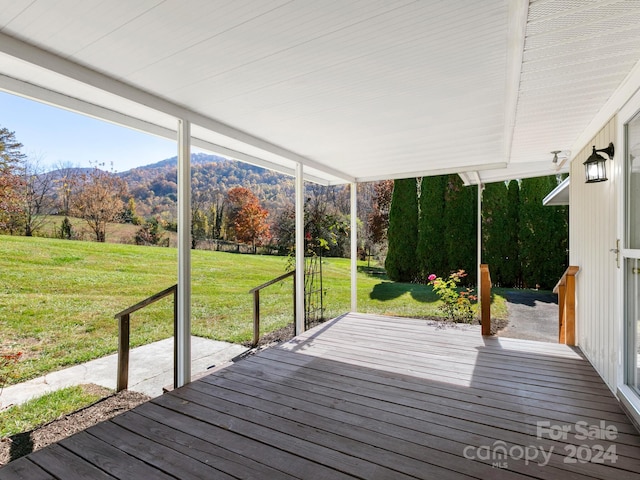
[[502, 180, 521, 286], [443, 175, 478, 284], [385, 178, 419, 281], [482, 181, 509, 286], [444, 175, 477, 284], [416, 175, 448, 280], [519, 176, 568, 289]]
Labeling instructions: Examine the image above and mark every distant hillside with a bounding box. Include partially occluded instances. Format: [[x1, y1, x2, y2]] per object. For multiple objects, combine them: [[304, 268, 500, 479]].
[[120, 153, 298, 217], [130, 152, 227, 171], [42, 153, 348, 221]]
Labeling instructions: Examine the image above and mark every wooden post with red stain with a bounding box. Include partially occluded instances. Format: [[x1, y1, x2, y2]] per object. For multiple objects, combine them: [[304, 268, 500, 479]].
[[480, 264, 491, 336], [553, 266, 579, 346], [557, 282, 566, 344], [564, 266, 579, 346]]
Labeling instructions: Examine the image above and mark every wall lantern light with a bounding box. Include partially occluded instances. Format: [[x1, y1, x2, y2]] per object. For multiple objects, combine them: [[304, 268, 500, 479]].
[[584, 142, 614, 183]]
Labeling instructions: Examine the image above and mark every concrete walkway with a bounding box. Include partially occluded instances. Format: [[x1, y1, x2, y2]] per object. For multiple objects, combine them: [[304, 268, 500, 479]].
[[497, 290, 559, 343], [0, 336, 248, 409]]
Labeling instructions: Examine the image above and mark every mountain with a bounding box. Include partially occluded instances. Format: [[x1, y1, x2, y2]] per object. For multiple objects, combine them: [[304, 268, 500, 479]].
[[120, 153, 298, 217], [128, 152, 227, 171], [43, 153, 349, 221]]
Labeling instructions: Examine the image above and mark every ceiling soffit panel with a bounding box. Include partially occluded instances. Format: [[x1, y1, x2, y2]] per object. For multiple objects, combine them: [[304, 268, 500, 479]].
[[507, 0, 640, 170], [0, 26, 353, 184], [4, 2, 640, 185], [0, 0, 513, 183]]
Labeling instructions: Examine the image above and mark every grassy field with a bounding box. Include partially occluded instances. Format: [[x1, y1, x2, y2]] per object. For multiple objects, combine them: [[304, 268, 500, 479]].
[[0, 235, 507, 384], [34, 215, 177, 246]]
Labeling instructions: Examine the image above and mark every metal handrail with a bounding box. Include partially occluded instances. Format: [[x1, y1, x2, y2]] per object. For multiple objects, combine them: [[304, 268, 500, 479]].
[[249, 270, 295, 293], [249, 270, 296, 346], [114, 284, 177, 392]]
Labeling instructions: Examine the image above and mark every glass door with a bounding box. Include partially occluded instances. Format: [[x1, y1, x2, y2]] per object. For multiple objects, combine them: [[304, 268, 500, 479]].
[[625, 258, 640, 394], [624, 111, 640, 395]]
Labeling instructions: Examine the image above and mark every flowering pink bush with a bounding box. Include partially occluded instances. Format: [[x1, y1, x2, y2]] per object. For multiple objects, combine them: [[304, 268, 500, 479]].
[[428, 270, 477, 323]]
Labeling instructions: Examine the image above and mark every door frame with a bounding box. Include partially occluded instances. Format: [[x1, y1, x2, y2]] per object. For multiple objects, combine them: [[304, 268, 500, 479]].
[[616, 91, 640, 426]]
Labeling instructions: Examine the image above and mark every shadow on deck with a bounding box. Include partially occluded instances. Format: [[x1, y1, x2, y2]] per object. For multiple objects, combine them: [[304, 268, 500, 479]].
[[2, 313, 640, 479]]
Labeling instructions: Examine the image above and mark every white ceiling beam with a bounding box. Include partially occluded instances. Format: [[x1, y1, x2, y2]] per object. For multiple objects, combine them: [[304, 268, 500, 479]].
[[542, 176, 570, 206], [459, 171, 482, 186], [190, 137, 331, 186], [477, 164, 570, 184], [0, 73, 176, 142], [503, 0, 529, 164], [0, 31, 355, 183], [0, 73, 333, 184], [190, 114, 355, 183], [526, 0, 631, 29], [355, 162, 507, 184]]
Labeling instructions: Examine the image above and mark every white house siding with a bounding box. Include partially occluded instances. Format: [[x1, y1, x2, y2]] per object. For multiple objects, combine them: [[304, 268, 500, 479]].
[[569, 117, 618, 393]]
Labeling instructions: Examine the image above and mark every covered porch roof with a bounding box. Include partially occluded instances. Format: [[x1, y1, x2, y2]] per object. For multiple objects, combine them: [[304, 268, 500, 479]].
[[2, 1, 640, 185], [543, 176, 570, 206]]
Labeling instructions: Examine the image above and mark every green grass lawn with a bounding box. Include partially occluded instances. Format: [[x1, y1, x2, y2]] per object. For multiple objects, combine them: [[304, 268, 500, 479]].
[[0, 385, 106, 438], [0, 235, 507, 384]]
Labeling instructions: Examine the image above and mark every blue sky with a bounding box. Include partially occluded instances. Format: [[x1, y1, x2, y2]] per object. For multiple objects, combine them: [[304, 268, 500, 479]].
[[0, 91, 180, 172]]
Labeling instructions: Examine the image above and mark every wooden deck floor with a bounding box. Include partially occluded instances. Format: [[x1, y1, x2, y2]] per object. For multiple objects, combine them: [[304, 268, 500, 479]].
[[2, 313, 640, 479]]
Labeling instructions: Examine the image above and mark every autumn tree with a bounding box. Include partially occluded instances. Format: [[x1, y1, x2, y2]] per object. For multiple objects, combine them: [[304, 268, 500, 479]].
[[71, 166, 128, 242], [357, 181, 389, 262], [121, 198, 142, 225], [0, 127, 26, 231], [356, 183, 373, 260], [367, 180, 393, 246], [272, 204, 295, 254], [271, 187, 351, 258], [53, 162, 78, 216], [305, 187, 350, 257], [206, 190, 225, 240], [224, 186, 258, 240], [13, 156, 56, 236], [191, 208, 209, 249], [191, 190, 210, 249], [135, 217, 168, 247], [190, 188, 225, 247], [224, 186, 272, 250], [52, 163, 79, 240], [234, 197, 271, 251]]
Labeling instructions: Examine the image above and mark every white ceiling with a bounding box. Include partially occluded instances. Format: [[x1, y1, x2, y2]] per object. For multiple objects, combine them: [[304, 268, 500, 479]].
[[1, 0, 640, 185]]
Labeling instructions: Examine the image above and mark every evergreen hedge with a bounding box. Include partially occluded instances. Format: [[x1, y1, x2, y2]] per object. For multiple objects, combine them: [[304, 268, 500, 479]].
[[385, 178, 418, 281], [386, 174, 568, 289]]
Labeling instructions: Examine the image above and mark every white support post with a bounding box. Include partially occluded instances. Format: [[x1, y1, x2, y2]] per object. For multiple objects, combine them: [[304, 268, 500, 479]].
[[477, 182, 483, 300], [295, 163, 305, 336], [350, 182, 358, 312], [176, 119, 191, 388]]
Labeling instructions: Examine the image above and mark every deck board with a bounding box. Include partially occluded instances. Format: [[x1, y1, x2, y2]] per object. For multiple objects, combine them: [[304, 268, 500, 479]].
[[257, 347, 620, 415], [242, 351, 640, 445], [28, 444, 115, 480], [0, 458, 54, 480], [2, 312, 640, 479], [110, 410, 299, 480]]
